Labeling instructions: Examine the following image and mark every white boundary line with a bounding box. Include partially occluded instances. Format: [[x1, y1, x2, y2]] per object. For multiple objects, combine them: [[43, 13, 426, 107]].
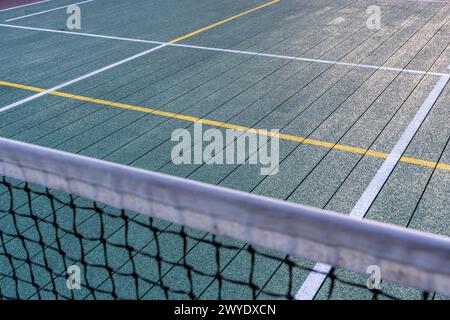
[[0, 43, 168, 113], [0, 23, 448, 77], [5, 0, 93, 22], [295, 72, 450, 300], [0, 0, 50, 13]]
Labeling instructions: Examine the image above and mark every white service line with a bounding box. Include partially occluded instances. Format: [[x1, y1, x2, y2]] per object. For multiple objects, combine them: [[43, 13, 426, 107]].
[[0, 0, 50, 13], [5, 0, 93, 22], [0, 43, 168, 113], [295, 72, 450, 300], [0, 23, 448, 77]]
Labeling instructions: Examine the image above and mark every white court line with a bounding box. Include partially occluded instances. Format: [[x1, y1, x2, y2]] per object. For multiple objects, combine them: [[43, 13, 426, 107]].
[[5, 0, 93, 22], [169, 42, 449, 77], [0, 23, 166, 44], [0, 0, 50, 13], [0, 43, 168, 113], [295, 71, 450, 300], [0, 23, 448, 77]]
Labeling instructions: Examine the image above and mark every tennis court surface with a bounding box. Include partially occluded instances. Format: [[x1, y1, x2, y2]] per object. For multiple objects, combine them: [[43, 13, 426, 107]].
[[0, 0, 450, 300]]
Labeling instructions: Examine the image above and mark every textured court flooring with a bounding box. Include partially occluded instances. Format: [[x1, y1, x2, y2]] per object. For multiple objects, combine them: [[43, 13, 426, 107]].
[[0, 0, 450, 300]]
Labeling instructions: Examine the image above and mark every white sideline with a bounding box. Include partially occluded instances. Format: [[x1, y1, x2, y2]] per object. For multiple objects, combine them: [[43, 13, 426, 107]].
[[295, 72, 450, 300], [0, 43, 168, 113], [0, 23, 448, 77], [0, 0, 50, 13], [5, 0, 93, 22]]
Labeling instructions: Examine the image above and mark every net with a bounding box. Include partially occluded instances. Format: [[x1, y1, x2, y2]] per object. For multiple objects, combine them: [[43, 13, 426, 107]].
[[0, 137, 449, 300]]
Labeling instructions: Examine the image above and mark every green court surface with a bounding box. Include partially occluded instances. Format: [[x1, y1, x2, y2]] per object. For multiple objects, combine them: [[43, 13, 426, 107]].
[[1, 0, 450, 300]]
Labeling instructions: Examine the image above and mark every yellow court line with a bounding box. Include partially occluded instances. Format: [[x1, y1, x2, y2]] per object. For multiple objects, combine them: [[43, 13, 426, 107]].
[[1, 80, 450, 172], [168, 0, 280, 44]]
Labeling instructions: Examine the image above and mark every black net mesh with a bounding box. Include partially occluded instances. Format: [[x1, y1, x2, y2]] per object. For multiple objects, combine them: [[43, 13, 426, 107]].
[[0, 176, 433, 300]]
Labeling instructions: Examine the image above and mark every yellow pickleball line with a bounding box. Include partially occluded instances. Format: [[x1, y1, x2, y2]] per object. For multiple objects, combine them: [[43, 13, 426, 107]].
[[169, 0, 280, 44], [1, 80, 449, 172]]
